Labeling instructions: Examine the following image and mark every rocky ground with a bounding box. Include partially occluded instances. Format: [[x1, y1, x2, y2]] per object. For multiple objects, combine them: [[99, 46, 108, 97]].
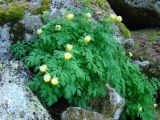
[[126, 29, 160, 78]]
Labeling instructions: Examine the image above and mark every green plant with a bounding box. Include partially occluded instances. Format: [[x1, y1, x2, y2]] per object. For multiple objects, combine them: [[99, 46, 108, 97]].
[[12, 11, 159, 120]]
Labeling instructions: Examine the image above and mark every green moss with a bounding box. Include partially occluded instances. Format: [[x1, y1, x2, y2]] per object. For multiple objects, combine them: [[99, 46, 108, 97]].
[[133, 29, 160, 43], [96, 0, 110, 10], [0, 3, 26, 25], [32, 0, 51, 15], [116, 21, 131, 38]]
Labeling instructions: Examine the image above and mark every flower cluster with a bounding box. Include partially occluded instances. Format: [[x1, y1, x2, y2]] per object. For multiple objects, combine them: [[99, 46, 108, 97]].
[[110, 14, 122, 22], [39, 65, 59, 86], [55, 25, 61, 31]]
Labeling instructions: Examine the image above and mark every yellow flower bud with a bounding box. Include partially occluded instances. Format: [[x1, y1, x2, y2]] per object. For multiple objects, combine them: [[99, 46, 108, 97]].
[[85, 13, 92, 19], [66, 44, 73, 51], [64, 52, 72, 60], [55, 25, 61, 31], [39, 65, 47, 72], [129, 52, 133, 57], [117, 16, 122, 22], [154, 104, 157, 108], [84, 36, 91, 43], [37, 29, 42, 34], [66, 14, 74, 20], [138, 107, 142, 112], [51, 77, 59, 85], [110, 14, 117, 20], [43, 73, 51, 82]]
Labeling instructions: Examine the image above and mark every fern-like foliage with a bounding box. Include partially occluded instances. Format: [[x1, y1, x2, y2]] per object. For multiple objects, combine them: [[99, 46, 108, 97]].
[[12, 10, 159, 120]]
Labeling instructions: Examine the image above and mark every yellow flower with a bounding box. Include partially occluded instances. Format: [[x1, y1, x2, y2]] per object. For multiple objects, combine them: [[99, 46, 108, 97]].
[[55, 25, 61, 31], [64, 52, 72, 60], [85, 13, 92, 19], [117, 16, 122, 22], [51, 77, 59, 85], [43, 73, 51, 82], [66, 44, 73, 51], [37, 29, 42, 34], [154, 104, 157, 108], [129, 52, 133, 57], [84, 36, 91, 43], [138, 107, 142, 112], [110, 14, 117, 20], [66, 14, 74, 20], [39, 65, 47, 72]]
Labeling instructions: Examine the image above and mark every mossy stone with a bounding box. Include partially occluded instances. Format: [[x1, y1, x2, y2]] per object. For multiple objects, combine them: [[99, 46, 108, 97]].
[[31, 0, 51, 15], [0, 3, 27, 25]]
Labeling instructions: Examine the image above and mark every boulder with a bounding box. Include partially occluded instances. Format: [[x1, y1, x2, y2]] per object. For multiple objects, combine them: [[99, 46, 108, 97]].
[[0, 25, 11, 61], [62, 84, 125, 120], [107, 0, 160, 29], [0, 60, 53, 120], [62, 107, 110, 120], [0, 60, 29, 84], [89, 84, 125, 120]]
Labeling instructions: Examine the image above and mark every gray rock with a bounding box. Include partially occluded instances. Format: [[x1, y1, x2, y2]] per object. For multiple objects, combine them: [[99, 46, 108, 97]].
[[0, 60, 29, 84], [0, 60, 53, 120], [0, 81, 53, 120], [132, 60, 150, 67], [62, 107, 110, 120], [107, 0, 160, 28], [62, 84, 125, 120], [89, 84, 125, 120], [20, 13, 42, 33], [0, 25, 11, 61]]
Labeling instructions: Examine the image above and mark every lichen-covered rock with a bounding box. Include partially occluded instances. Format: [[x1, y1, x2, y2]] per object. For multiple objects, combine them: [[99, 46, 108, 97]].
[[62, 84, 125, 120], [0, 81, 53, 120], [0, 25, 11, 61], [0, 60, 29, 84], [107, 0, 160, 29], [20, 13, 42, 33], [0, 60, 53, 120], [89, 84, 125, 120], [62, 107, 110, 120]]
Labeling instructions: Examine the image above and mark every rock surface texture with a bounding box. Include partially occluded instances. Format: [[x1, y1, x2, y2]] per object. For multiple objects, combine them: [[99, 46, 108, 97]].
[[107, 0, 160, 29], [0, 60, 53, 120], [62, 107, 110, 120]]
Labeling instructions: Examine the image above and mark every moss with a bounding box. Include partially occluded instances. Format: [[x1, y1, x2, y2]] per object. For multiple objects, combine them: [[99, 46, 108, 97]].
[[0, 3, 27, 25], [115, 21, 131, 38], [133, 29, 160, 43], [96, 0, 110, 10], [32, 0, 51, 15]]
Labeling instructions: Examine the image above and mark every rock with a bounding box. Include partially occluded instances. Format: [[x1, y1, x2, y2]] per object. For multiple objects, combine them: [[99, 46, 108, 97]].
[[61, 107, 110, 120], [0, 81, 53, 120], [20, 13, 42, 33], [62, 84, 125, 120], [133, 60, 150, 67], [0, 25, 11, 61], [0, 60, 29, 84], [107, 0, 160, 29], [89, 84, 125, 120], [0, 60, 53, 120]]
